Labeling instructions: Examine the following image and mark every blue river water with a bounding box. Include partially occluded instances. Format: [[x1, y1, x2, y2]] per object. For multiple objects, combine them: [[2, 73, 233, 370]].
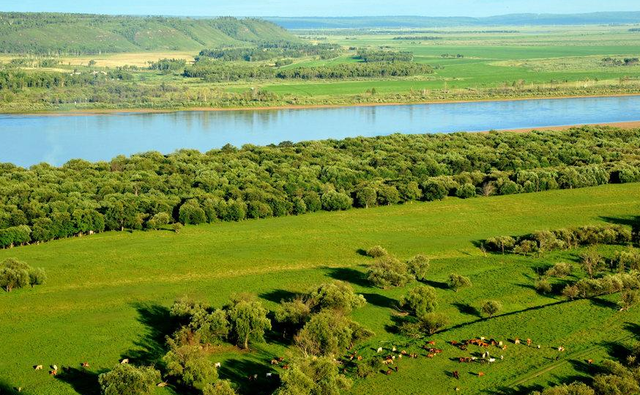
[[1, 95, 639, 167]]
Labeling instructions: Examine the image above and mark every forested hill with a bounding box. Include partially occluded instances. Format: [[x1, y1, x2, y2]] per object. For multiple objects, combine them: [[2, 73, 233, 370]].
[[267, 12, 640, 29], [0, 13, 298, 55]]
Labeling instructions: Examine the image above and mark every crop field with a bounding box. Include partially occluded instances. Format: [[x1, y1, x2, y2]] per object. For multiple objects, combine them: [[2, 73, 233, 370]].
[[1, 183, 639, 395]]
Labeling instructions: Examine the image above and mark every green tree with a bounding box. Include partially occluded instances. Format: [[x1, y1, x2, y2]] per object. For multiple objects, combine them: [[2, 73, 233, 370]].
[[401, 285, 438, 317], [407, 255, 430, 281], [418, 312, 449, 335], [355, 186, 377, 208], [532, 382, 595, 395], [98, 364, 161, 395], [294, 311, 373, 357], [580, 249, 603, 279], [0, 258, 45, 292], [163, 338, 218, 390], [367, 256, 413, 288], [480, 300, 502, 318], [447, 273, 472, 292], [366, 245, 387, 258], [179, 200, 207, 225], [226, 296, 271, 349], [275, 357, 351, 395], [203, 380, 238, 395], [307, 281, 367, 314], [321, 191, 352, 211], [619, 290, 639, 311]]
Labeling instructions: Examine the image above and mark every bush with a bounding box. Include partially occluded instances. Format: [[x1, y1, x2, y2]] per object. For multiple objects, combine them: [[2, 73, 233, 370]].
[[447, 273, 472, 292], [163, 338, 218, 390], [422, 180, 448, 201], [321, 191, 352, 211], [418, 312, 449, 335], [546, 262, 572, 277], [532, 382, 595, 395], [275, 356, 352, 395], [367, 256, 413, 288], [294, 311, 373, 357], [98, 364, 161, 395], [401, 285, 438, 317], [535, 278, 553, 294], [306, 281, 367, 314], [203, 380, 238, 395], [179, 200, 207, 225], [366, 245, 388, 258], [407, 255, 430, 280], [0, 258, 46, 292], [456, 183, 477, 199], [480, 300, 502, 317]]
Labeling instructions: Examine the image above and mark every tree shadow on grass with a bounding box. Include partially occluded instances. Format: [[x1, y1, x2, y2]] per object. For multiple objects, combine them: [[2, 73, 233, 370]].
[[361, 293, 397, 309], [356, 248, 369, 257], [453, 302, 480, 318], [589, 298, 619, 310], [600, 340, 632, 361], [259, 289, 298, 304], [125, 302, 175, 366], [568, 359, 603, 377], [218, 358, 279, 395], [56, 367, 104, 395], [421, 279, 449, 290], [624, 322, 640, 339], [324, 267, 371, 288], [0, 379, 35, 395], [600, 215, 640, 233]]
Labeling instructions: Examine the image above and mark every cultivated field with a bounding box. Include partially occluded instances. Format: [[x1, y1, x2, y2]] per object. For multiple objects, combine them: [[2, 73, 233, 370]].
[[1, 183, 639, 395]]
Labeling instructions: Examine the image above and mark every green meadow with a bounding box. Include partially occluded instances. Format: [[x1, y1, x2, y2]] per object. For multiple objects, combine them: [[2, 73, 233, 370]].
[[2, 183, 639, 395]]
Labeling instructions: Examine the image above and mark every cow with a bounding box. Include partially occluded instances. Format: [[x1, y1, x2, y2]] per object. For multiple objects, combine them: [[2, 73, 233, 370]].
[[451, 341, 459, 346], [386, 369, 393, 375], [81, 362, 90, 368], [478, 372, 485, 377], [50, 370, 58, 376], [120, 359, 129, 364], [526, 338, 532, 346], [392, 346, 397, 352], [427, 354, 435, 358], [514, 338, 521, 345], [488, 358, 496, 363], [587, 359, 594, 364], [34, 365, 43, 371], [427, 341, 436, 345], [410, 353, 418, 359], [266, 373, 273, 378], [157, 382, 168, 387], [215, 362, 221, 368], [357, 356, 363, 361], [271, 359, 279, 365], [453, 370, 460, 379], [558, 346, 565, 352], [377, 347, 383, 353], [283, 365, 290, 370], [278, 357, 285, 362], [51, 365, 58, 371], [401, 350, 408, 355]]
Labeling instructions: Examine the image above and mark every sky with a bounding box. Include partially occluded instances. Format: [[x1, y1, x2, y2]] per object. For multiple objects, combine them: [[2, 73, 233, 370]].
[[2, 0, 640, 17]]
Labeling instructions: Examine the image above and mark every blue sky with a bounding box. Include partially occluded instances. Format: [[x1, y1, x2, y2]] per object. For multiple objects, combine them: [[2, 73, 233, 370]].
[[3, 0, 640, 17]]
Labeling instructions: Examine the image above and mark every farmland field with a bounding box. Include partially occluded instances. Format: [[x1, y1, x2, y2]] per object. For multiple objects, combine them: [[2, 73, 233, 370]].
[[2, 183, 639, 395]]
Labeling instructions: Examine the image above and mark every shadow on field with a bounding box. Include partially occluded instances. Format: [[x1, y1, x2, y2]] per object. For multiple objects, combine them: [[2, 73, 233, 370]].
[[453, 302, 480, 317], [260, 289, 298, 304], [589, 297, 619, 310], [422, 279, 449, 290], [126, 302, 175, 366], [56, 367, 103, 395], [624, 322, 640, 339], [324, 267, 371, 287], [0, 380, 34, 395], [600, 215, 640, 235], [568, 359, 603, 376], [361, 293, 397, 309], [218, 358, 279, 395]]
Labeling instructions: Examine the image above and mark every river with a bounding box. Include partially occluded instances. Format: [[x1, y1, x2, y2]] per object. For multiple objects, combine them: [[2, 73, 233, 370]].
[[1, 95, 639, 167]]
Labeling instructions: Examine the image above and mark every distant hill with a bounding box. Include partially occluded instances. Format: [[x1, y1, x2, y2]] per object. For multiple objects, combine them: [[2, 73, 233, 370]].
[[267, 12, 640, 29], [0, 13, 298, 55]]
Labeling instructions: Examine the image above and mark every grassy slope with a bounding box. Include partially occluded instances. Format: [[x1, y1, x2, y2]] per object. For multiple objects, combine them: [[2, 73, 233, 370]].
[[1, 183, 639, 394]]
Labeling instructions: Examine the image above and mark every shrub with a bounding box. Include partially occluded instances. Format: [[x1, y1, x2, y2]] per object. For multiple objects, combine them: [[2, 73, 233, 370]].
[[480, 300, 502, 317], [295, 311, 373, 357], [546, 262, 572, 277], [456, 183, 477, 199], [418, 312, 449, 335], [163, 338, 218, 390], [203, 380, 238, 395], [98, 364, 161, 395], [407, 255, 430, 281], [401, 286, 438, 317], [532, 382, 595, 395], [447, 273, 472, 292], [179, 200, 207, 225], [421, 180, 448, 201], [535, 278, 553, 294], [0, 258, 46, 292], [321, 191, 352, 211], [367, 256, 413, 288], [366, 245, 387, 258], [275, 356, 352, 395], [306, 281, 367, 314]]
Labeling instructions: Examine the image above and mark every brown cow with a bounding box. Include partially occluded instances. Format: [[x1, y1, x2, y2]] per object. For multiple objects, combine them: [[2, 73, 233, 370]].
[[526, 338, 532, 346], [270, 359, 279, 365], [478, 372, 485, 377], [386, 369, 393, 375], [81, 362, 90, 368], [587, 359, 594, 364], [427, 354, 435, 358], [453, 370, 460, 379]]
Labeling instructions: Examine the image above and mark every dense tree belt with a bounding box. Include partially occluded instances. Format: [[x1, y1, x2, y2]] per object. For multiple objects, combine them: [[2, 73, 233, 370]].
[[0, 127, 639, 248]]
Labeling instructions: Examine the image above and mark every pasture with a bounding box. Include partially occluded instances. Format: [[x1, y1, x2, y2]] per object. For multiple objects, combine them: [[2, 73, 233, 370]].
[[1, 183, 639, 394]]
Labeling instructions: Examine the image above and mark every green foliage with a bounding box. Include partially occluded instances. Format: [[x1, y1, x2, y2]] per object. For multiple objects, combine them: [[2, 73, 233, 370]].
[[294, 311, 373, 357], [535, 278, 553, 294], [203, 380, 238, 395], [0, 258, 45, 292], [417, 312, 449, 335], [480, 300, 502, 317], [367, 255, 413, 288], [306, 281, 367, 314], [163, 338, 218, 390], [226, 296, 271, 349], [275, 356, 352, 395], [407, 254, 430, 280], [546, 262, 572, 277], [321, 191, 352, 211], [366, 245, 387, 258], [447, 273, 472, 292], [401, 285, 438, 316], [98, 364, 161, 395], [532, 382, 596, 395]]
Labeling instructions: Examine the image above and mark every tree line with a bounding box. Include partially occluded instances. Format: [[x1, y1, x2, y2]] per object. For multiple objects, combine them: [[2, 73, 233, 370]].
[[198, 42, 343, 62], [1, 127, 640, 249]]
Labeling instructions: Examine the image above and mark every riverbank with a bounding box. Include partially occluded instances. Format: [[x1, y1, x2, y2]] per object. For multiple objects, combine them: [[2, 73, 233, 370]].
[[488, 120, 640, 134], [4, 92, 640, 117]]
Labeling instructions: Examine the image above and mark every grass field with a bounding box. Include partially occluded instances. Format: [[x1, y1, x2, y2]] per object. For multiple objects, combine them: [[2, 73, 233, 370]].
[[1, 183, 639, 395]]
